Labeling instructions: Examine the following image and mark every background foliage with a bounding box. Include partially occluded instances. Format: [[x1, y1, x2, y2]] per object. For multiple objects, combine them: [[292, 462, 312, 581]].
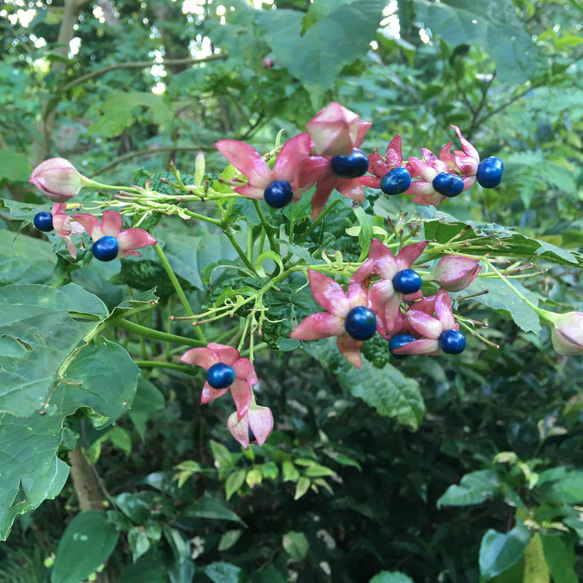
[[1, 0, 583, 581]]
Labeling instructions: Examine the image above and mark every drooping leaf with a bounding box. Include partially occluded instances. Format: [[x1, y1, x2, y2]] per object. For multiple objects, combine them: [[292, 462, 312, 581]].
[[369, 572, 414, 583], [51, 511, 119, 583], [282, 531, 309, 562], [541, 535, 578, 583], [437, 469, 502, 508], [479, 524, 531, 581], [183, 500, 247, 527], [204, 562, 245, 583]]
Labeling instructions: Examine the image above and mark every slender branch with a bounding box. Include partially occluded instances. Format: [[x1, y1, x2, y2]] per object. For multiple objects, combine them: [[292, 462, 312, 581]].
[[297, 199, 340, 244], [225, 230, 257, 274], [90, 146, 204, 177], [134, 360, 196, 374], [253, 201, 278, 252], [114, 318, 206, 347], [61, 53, 228, 93]]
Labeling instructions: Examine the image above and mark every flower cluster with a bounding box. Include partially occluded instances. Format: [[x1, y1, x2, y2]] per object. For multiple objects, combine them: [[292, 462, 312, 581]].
[[291, 241, 482, 368]]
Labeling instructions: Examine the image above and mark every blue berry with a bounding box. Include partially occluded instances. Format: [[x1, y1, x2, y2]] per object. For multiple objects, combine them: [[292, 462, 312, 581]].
[[92, 236, 119, 262], [33, 212, 54, 232], [330, 149, 369, 179], [380, 167, 411, 196], [438, 330, 466, 354], [207, 362, 236, 389], [389, 333, 416, 359], [264, 180, 293, 208], [392, 269, 422, 295], [477, 157, 504, 188], [344, 306, 377, 341], [432, 173, 464, 197]]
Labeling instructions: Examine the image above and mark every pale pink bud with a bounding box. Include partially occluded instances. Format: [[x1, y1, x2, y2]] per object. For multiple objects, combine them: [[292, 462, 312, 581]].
[[431, 256, 481, 292], [306, 102, 360, 156], [227, 403, 274, 450], [551, 312, 583, 356], [29, 158, 89, 202], [262, 57, 274, 69]]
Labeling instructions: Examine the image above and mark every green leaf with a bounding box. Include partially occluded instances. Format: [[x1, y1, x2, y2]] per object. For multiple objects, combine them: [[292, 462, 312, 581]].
[[0, 338, 138, 539], [338, 358, 424, 430], [51, 511, 119, 583], [541, 535, 578, 583], [479, 524, 531, 581], [115, 492, 156, 525], [183, 500, 246, 527], [128, 529, 151, 562], [119, 557, 167, 583], [437, 470, 502, 508], [522, 534, 550, 583], [282, 531, 309, 562], [218, 529, 242, 551], [294, 477, 311, 500], [353, 206, 373, 261], [109, 426, 132, 456], [226, 469, 247, 501], [210, 440, 233, 467], [543, 471, 583, 503], [369, 572, 414, 583], [204, 562, 244, 583], [0, 231, 57, 287], [258, 0, 385, 96], [128, 377, 165, 441], [0, 150, 32, 182], [415, 0, 543, 83], [282, 460, 300, 482]]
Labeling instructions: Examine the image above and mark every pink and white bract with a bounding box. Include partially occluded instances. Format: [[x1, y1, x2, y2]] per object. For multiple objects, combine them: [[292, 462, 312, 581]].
[[29, 158, 87, 202], [290, 261, 374, 369], [393, 289, 459, 356], [51, 203, 86, 259], [71, 210, 157, 259], [180, 343, 258, 420], [215, 133, 313, 201], [360, 135, 404, 189], [550, 312, 583, 356], [431, 255, 481, 292], [227, 402, 274, 450]]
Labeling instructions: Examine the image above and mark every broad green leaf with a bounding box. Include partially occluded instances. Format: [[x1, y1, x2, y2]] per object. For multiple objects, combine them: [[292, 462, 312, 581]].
[[294, 477, 311, 500], [218, 529, 243, 551], [282, 531, 309, 562], [0, 339, 138, 539], [128, 377, 165, 441], [0, 231, 56, 286], [258, 0, 385, 97], [164, 527, 195, 583], [115, 492, 157, 525], [479, 524, 531, 581], [204, 562, 244, 583], [522, 534, 550, 583], [128, 529, 151, 562], [415, 0, 543, 83], [541, 535, 578, 583], [543, 471, 583, 504], [0, 150, 32, 182], [226, 469, 247, 501], [437, 469, 502, 508], [183, 500, 247, 527], [51, 511, 119, 583], [338, 358, 424, 430], [282, 460, 300, 482], [370, 572, 414, 583], [119, 556, 168, 583]]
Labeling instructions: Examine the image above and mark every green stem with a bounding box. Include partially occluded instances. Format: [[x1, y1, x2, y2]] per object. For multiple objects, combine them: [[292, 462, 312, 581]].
[[225, 230, 257, 274], [297, 199, 340, 244], [181, 209, 222, 226], [153, 243, 206, 341], [115, 318, 206, 348], [133, 360, 196, 374], [241, 342, 268, 357], [253, 200, 278, 252]]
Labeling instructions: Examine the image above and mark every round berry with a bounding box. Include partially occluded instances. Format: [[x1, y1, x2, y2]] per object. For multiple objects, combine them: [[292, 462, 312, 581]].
[[33, 212, 54, 232], [344, 306, 377, 341], [389, 333, 416, 359], [207, 362, 236, 389], [380, 167, 411, 196], [432, 172, 465, 197], [438, 329, 466, 354], [392, 269, 422, 295], [92, 236, 119, 262], [476, 157, 504, 188], [264, 180, 293, 209], [330, 149, 369, 179]]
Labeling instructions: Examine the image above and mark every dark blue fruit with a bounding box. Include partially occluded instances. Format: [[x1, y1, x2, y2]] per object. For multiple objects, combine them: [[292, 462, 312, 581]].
[[432, 172, 464, 197], [392, 269, 422, 295], [33, 212, 54, 232], [92, 236, 119, 262], [264, 180, 293, 208], [438, 329, 466, 354], [389, 333, 416, 359], [380, 167, 411, 196], [207, 362, 236, 389], [330, 149, 369, 179], [344, 306, 377, 341], [476, 157, 504, 188]]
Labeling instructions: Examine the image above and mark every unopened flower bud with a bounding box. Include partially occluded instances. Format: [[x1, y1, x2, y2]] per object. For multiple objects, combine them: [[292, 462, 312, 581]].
[[194, 150, 205, 187], [262, 57, 275, 69], [29, 158, 90, 202], [431, 256, 481, 292], [551, 312, 583, 356]]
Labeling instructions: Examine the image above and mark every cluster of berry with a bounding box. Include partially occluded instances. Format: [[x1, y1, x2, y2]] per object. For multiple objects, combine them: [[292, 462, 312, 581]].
[[290, 239, 480, 369]]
